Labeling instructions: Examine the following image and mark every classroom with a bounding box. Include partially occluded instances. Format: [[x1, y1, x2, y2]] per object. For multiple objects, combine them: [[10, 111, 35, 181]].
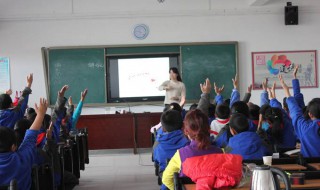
[[1, 0, 320, 189]]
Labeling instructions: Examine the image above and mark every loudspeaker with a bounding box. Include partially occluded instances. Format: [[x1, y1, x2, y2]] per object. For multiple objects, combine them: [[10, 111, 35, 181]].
[[285, 5, 298, 25]]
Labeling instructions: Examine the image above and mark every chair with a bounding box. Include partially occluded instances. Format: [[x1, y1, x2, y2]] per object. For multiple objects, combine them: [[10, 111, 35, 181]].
[[0, 179, 18, 190], [58, 144, 65, 190], [77, 130, 86, 171], [79, 128, 89, 164], [173, 172, 194, 190], [70, 136, 81, 179], [37, 164, 54, 190]]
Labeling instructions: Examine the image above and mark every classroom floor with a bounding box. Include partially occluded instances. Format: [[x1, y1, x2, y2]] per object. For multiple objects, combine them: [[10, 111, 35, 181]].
[[74, 148, 160, 190]]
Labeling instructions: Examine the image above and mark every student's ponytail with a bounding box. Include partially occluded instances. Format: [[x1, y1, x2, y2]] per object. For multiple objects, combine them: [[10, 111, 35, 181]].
[[184, 109, 211, 150], [265, 107, 284, 144]]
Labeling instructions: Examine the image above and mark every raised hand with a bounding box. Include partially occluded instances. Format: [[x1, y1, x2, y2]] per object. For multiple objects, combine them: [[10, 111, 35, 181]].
[[232, 74, 238, 89], [68, 96, 73, 106], [262, 78, 268, 91], [46, 122, 53, 140], [278, 74, 291, 97], [34, 98, 48, 116], [214, 82, 224, 95], [293, 65, 299, 79], [247, 84, 252, 93], [27, 73, 33, 88], [200, 78, 211, 94], [58, 85, 69, 97], [81, 89, 88, 101], [5, 89, 12, 95], [267, 81, 276, 99]]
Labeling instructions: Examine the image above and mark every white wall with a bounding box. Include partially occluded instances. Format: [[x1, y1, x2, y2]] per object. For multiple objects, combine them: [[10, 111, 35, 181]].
[[0, 0, 319, 114]]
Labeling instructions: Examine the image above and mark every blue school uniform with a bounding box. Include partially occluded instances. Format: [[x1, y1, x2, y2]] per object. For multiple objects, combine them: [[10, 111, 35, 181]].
[[292, 79, 305, 109], [0, 87, 31, 129], [269, 98, 297, 149], [287, 97, 320, 157], [0, 129, 37, 189], [226, 131, 271, 160], [153, 130, 189, 172]]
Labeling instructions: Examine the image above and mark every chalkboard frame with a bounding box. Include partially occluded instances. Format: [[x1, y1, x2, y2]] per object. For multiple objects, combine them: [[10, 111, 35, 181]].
[[42, 42, 238, 106]]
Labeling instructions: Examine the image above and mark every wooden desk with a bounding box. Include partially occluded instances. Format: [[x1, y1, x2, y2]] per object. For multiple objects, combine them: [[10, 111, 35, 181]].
[[308, 163, 320, 170], [77, 113, 161, 152], [184, 179, 320, 190], [273, 164, 307, 171]]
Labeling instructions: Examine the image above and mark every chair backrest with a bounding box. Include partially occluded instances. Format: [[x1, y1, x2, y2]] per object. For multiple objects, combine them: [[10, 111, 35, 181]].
[[0, 179, 18, 190], [173, 172, 194, 190]]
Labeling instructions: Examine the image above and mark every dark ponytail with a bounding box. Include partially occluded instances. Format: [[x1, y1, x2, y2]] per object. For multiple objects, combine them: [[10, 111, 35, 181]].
[[184, 109, 210, 150], [265, 107, 283, 144]]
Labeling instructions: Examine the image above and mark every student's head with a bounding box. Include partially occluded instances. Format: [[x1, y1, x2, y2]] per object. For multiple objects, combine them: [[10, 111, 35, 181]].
[[208, 103, 216, 118], [189, 103, 198, 111], [248, 103, 260, 121], [169, 67, 182, 82], [42, 114, 52, 131], [161, 110, 183, 132], [229, 113, 249, 135], [163, 102, 182, 113], [0, 126, 17, 153], [25, 107, 35, 120], [259, 104, 271, 120], [307, 98, 320, 120], [264, 107, 283, 143], [183, 109, 210, 150], [14, 119, 32, 148], [223, 98, 231, 107], [215, 104, 230, 119], [0, 94, 13, 110], [230, 101, 249, 118]]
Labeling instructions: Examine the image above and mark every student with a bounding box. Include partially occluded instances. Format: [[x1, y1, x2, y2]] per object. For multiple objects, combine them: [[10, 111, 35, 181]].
[[263, 81, 297, 151], [70, 89, 88, 133], [210, 104, 230, 138], [158, 67, 186, 108], [0, 98, 47, 189], [279, 75, 320, 157], [0, 73, 33, 129], [225, 113, 271, 160], [153, 110, 189, 190], [162, 109, 223, 190]]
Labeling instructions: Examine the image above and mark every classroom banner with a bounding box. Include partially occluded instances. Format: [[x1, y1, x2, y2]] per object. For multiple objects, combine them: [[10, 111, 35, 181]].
[[0, 57, 10, 92], [251, 50, 317, 89]]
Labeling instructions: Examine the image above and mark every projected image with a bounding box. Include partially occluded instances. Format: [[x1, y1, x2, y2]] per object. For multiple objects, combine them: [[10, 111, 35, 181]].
[[118, 58, 169, 98]]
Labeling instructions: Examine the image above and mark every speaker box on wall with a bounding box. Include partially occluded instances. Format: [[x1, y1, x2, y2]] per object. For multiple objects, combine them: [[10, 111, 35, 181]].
[[285, 5, 298, 25]]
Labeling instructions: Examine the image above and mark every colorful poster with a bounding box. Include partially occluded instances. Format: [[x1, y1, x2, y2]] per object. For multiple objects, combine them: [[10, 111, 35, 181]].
[[252, 51, 317, 89], [0, 57, 10, 92]]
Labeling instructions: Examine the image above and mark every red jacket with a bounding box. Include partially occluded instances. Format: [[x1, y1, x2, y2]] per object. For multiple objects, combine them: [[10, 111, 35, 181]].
[[182, 154, 243, 190]]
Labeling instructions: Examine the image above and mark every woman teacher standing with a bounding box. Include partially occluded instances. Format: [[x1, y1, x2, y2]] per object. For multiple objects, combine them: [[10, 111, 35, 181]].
[[159, 67, 186, 109]]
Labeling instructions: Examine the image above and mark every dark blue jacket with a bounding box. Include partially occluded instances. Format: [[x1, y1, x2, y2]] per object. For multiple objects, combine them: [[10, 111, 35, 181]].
[[0, 130, 38, 189], [226, 131, 271, 160], [153, 130, 189, 172], [287, 97, 320, 157]]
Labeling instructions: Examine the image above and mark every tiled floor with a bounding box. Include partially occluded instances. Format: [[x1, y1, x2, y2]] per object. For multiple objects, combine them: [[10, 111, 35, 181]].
[[74, 149, 160, 190]]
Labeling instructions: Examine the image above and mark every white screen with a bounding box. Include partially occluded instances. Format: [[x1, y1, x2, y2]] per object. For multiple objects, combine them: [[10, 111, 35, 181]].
[[118, 57, 169, 98]]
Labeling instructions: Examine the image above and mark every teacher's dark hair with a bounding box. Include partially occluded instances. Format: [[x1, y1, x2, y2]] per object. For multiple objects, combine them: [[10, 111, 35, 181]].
[[170, 67, 182, 82]]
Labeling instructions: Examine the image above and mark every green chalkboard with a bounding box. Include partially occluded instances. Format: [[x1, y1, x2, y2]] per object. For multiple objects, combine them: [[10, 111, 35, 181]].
[[48, 48, 105, 105], [181, 43, 237, 101]]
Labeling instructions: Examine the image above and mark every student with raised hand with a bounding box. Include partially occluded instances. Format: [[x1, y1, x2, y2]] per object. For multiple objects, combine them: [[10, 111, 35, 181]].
[[225, 113, 271, 160], [0, 73, 33, 129], [266, 81, 297, 151], [279, 74, 320, 157], [162, 109, 223, 190], [51, 85, 69, 143], [229, 74, 240, 108], [292, 65, 305, 109], [213, 82, 224, 105], [159, 67, 186, 109], [260, 78, 270, 106], [70, 89, 88, 133], [0, 98, 48, 189]]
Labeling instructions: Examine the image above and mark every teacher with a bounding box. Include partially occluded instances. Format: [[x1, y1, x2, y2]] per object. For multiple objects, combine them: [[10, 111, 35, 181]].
[[158, 67, 186, 109]]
